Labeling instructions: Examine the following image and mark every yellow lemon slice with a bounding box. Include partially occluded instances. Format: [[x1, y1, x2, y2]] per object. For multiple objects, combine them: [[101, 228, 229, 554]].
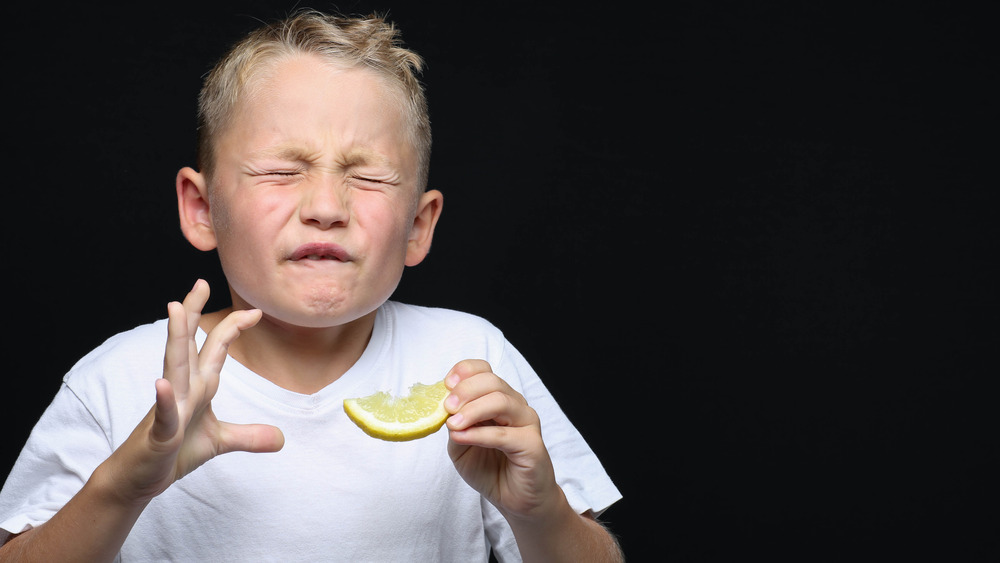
[[344, 380, 450, 441]]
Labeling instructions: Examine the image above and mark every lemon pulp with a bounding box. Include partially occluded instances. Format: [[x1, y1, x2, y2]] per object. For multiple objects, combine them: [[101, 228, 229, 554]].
[[343, 380, 449, 441]]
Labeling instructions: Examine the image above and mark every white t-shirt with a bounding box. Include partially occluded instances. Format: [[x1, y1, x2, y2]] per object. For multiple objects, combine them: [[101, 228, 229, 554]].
[[0, 301, 621, 562]]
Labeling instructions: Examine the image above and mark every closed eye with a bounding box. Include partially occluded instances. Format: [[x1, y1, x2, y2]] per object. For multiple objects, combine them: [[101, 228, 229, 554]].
[[348, 176, 391, 189], [249, 170, 305, 186]]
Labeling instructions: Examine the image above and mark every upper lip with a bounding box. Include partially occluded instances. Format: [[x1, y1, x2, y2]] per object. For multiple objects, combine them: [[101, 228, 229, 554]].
[[290, 242, 351, 261]]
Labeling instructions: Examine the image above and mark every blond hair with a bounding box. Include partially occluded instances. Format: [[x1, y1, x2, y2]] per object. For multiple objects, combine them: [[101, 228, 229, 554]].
[[196, 10, 431, 188]]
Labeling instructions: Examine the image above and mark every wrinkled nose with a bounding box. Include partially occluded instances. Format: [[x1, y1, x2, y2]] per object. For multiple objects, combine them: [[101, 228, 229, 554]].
[[300, 176, 349, 229]]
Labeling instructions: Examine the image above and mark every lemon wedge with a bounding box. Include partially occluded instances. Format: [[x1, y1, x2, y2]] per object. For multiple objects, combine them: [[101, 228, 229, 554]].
[[344, 380, 450, 441]]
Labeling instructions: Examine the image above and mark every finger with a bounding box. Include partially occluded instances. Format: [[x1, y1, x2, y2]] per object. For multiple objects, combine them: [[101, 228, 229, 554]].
[[446, 389, 537, 431], [181, 279, 211, 337], [216, 421, 285, 455], [449, 423, 542, 458], [444, 364, 505, 413], [198, 308, 262, 377], [445, 359, 493, 389], [445, 369, 524, 414], [163, 300, 192, 396], [150, 378, 179, 444]]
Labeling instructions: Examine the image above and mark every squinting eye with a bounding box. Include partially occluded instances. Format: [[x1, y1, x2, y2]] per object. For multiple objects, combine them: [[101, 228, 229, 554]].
[[349, 176, 388, 189]]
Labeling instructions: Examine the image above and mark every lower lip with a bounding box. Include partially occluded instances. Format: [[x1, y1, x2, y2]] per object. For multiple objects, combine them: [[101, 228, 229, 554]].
[[291, 257, 349, 266]]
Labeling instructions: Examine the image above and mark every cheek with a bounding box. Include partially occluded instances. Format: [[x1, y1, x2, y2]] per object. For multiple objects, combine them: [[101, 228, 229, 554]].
[[209, 199, 249, 256], [209, 196, 278, 280], [207, 189, 231, 236], [356, 196, 415, 252], [212, 189, 289, 244]]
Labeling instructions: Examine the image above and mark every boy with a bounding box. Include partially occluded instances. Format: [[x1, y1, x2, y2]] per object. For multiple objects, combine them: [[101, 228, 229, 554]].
[[0, 10, 621, 561]]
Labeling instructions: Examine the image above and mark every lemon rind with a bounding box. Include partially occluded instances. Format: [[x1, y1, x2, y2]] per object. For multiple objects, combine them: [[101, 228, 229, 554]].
[[343, 382, 449, 442]]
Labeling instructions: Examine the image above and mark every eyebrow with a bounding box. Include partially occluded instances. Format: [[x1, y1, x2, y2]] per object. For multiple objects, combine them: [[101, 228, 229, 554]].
[[341, 147, 393, 168], [248, 145, 393, 169], [249, 145, 322, 163]]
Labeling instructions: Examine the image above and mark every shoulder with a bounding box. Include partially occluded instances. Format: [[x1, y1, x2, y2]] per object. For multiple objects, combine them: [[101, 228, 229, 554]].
[[62, 319, 169, 404], [379, 301, 533, 386], [24, 319, 171, 448], [378, 301, 512, 374], [66, 319, 168, 380], [382, 301, 503, 336]]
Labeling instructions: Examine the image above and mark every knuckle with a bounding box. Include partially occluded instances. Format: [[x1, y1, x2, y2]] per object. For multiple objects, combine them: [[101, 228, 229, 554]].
[[456, 358, 491, 375]]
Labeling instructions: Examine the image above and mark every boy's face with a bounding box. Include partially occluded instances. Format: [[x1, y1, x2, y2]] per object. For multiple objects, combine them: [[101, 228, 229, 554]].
[[187, 54, 439, 329]]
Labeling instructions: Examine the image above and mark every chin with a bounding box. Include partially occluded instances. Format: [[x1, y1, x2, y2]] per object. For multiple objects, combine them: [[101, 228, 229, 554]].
[[232, 278, 397, 330], [269, 292, 389, 331]]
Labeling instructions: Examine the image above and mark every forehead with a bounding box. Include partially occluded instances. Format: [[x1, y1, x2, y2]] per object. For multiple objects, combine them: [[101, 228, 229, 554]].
[[241, 53, 404, 129], [219, 54, 417, 172]]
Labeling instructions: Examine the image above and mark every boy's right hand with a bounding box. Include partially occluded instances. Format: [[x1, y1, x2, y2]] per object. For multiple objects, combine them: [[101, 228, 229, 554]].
[[104, 280, 285, 505], [0, 281, 285, 561]]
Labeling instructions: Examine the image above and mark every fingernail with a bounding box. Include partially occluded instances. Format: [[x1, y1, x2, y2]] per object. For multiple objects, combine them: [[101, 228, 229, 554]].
[[445, 394, 460, 410], [445, 373, 460, 388]]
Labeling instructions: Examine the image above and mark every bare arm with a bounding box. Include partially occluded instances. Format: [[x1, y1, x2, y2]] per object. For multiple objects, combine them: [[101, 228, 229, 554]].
[[502, 500, 625, 562], [0, 281, 283, 562], [0, 439, 155, 562], [444, 360, 623, 562]]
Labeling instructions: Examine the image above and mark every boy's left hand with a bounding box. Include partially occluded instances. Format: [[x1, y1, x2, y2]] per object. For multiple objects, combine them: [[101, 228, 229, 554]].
[[444, 360, 560, 520]]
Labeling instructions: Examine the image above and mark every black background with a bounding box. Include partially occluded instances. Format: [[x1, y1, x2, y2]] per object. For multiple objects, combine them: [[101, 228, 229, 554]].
[[2, 1, 995, 560]]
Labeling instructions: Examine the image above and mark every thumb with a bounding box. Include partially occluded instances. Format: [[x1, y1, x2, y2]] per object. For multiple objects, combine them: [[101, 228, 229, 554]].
[[217, 422, 285, 455], [150, 378, 180, 444]]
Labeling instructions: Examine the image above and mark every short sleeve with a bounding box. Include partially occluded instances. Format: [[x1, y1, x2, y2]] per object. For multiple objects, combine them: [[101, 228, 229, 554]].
[[500, 341, 622, 515], [487, 339, 623, 562], [0, 383, 114, 540]]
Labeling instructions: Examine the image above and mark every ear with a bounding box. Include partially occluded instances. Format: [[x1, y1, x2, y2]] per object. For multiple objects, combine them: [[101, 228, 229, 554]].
[[176, 166, 218, 251], [405, 189, 443, 267]]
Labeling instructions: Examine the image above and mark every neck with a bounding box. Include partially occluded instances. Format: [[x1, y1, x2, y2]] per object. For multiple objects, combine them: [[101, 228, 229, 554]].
[[201, 307, 376, 395]]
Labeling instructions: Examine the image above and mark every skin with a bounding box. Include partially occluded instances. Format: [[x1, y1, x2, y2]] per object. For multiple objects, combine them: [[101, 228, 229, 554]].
[[177, 54, 442, 394], [0, 53, 621, 562]]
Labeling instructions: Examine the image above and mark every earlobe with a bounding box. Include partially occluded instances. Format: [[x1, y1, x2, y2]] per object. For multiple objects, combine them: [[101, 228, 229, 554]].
[[405, 189, 443, 267], [176, 167, 218, 251]]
